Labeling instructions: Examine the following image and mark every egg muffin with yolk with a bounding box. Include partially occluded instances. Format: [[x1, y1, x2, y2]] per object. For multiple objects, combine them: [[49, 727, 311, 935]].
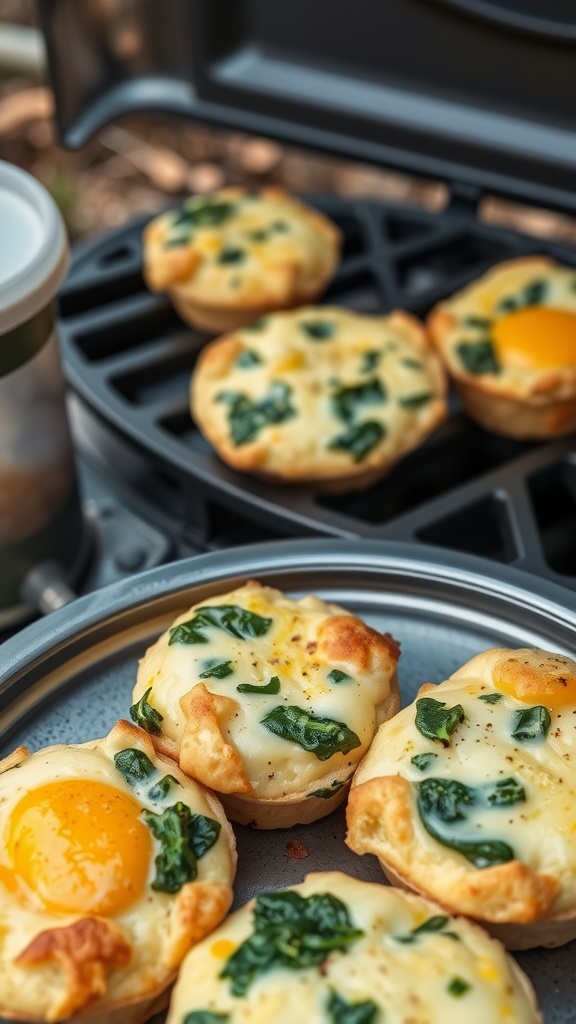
[[0, 721, 236, 1023], [132, 580, 400, 829], [347, 646, 576, 949], [427, 257, 576, 438]]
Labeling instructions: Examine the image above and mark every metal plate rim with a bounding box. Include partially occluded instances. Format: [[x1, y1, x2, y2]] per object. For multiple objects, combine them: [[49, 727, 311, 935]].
[[1, 538, 575, 690]]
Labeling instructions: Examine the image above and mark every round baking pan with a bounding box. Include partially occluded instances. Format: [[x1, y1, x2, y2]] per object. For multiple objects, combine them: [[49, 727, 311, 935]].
[[1, 539, 575, 1023]]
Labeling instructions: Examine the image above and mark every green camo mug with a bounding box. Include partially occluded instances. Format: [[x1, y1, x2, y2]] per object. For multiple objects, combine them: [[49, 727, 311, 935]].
[[0, 161, 86, 627]]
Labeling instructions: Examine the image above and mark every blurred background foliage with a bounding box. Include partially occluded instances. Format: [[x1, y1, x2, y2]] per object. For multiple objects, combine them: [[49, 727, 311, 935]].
[[1, 0, 576, 247]]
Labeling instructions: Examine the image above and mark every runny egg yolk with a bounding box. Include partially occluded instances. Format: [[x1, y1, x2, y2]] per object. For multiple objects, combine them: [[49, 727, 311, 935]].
[[492, 306, 576, 370], [495, 670, 576, 711], [8, 779, 151, 915]]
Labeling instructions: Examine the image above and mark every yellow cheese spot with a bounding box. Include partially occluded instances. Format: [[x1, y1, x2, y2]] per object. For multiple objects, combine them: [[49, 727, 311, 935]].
[[476, 957, 501, 984], [195, 235, 221, 255], [211, 938, 236, 959], [492, 307, 576, 370], [271, 352, 305, 373], [8, 780, 152, 915]]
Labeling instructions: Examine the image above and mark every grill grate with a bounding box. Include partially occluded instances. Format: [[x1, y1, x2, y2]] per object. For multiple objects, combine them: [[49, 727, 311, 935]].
[[59, 195, 576, 586]]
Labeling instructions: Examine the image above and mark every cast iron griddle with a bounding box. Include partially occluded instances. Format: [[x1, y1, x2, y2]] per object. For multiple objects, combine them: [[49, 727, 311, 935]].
[[57, 196, 576, 587], [0, 540, 574, 1023]]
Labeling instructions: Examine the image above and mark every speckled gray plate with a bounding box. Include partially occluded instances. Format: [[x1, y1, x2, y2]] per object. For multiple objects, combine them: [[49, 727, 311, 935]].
[[1, 540, 575, 1024]]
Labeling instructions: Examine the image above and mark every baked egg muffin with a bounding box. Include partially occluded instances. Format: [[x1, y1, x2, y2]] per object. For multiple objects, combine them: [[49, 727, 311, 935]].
[[0, 721, 236, 1023], [427, 256, 576, 438], [191, 306, 447, 490], [132, 580, 400, 828], [347, 646, 576, 950], [166, 871, 541, 1024], [142, 186, 341, 332]]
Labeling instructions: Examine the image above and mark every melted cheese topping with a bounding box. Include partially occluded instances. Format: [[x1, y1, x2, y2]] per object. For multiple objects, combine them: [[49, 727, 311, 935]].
[[144, 187, 339, 307], [355, 647, 576, 916], [0, 731, 234, 1020], [192, 307, 446, 479], [166, 872, 539, 1024], [134, 583, 396, 799], [492, 307, 576, 370]]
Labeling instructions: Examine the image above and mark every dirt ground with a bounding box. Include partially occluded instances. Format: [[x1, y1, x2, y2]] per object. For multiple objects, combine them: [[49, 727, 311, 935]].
[[1, 0, 576, 249]]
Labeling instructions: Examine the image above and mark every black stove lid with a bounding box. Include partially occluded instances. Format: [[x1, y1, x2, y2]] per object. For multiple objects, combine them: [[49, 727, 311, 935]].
[[40, 0, 576, 212]]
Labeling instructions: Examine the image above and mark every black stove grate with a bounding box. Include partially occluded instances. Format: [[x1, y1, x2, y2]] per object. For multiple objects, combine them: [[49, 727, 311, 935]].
[[59, 195, 576, 587]]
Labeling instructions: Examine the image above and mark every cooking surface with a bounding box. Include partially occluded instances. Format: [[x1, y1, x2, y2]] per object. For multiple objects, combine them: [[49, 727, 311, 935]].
[[59, 196, 576, 586], [1, 543, 574, 1022]]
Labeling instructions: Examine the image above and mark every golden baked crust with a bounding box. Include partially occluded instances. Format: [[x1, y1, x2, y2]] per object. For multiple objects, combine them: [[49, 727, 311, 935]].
[[427, 256, 576, 438], [143, 187, 341, 332], [0, 721, 236, 1023], [191, 306, 447, 490], [133, 580, 401, 828], [166, 871, 541, 1023], [347, 646, 576, 949]]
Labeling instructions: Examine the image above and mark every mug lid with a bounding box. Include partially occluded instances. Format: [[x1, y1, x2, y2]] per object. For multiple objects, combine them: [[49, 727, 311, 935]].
[[0, 160, 69, 333]]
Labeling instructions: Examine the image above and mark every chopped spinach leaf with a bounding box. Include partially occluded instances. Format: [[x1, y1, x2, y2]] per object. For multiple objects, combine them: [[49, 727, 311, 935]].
[[485, 777, 525, 807], [496, 279, 547, 315], [328, 669, 352, 684], [169, 605, 272, 646], [235, 349, 262, 369], [523, 279, 547, 305], [114, 748, 155, 787], [511, 705, 551, 742], [142, 802, 221, 893], [360, 351, 381, 373], [464, 316, 491, 329], [307, 780, 346, 799], [331, 378, 386, 423], [261, 705, 361, 761], [400, 356, 424, 369], [478, 692, 502, 704], [220, 890, 363, 996], [456, 340, 500, 374], [164, 234, 192, 248], [410, 752, 438, 772], [130, 688, 163, 736], [447, 977, 471, 998], [199, 660, 234, 679], [398, 392, 431, 408], [300, 320, 336, 340], [217, 381, 296, 446], [328, 421, 385, 463], [271, 219, 289, 232], [183, 1012, 229, 1023], [417, 777, 515, 868], [148, 774, 180, 801], [397, 915, 458, 943], [175, 199, 235, 228], [415, 697, 466, 747], [237, 675, 280, 695], [248, 229, 268, 242], [328, 990, 379, 1024], [218, 246, 245, 265], [244, 317, 268, 332], [496, 296, 518, 314]]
